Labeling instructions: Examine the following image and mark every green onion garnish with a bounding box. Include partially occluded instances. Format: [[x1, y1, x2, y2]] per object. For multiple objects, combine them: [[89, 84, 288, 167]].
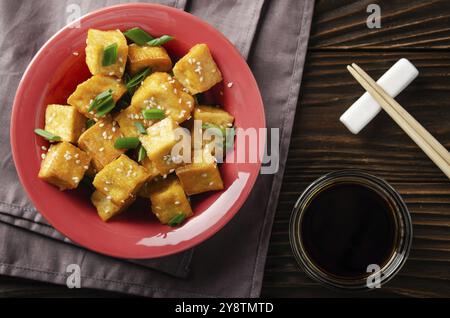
[[85, 119, 96, 129], [95, 99, 116, 117], [102, 43, 118, 66], [168, 213, 186, 227], [142, 108, 165, 120], [202, 123, 225, 136], [137, 145, 147, 162], [124, 27, 154, 46], [147, 35, 173, 47], [225, 127, 235, 151], [88, 89, 113, 112], [126, 67, 150, 92], [134, 121, 147, 135], [34, 129, 61, 142], [114, 137, 140, 149]]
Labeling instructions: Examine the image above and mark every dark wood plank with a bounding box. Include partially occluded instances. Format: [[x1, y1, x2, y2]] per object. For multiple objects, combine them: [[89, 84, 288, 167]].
[[261, 51, 450, 298], [310, 0, 450, 49]]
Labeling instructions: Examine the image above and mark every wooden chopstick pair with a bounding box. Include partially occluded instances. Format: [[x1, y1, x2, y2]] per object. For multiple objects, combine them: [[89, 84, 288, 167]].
[[347, 63, 450, 179]]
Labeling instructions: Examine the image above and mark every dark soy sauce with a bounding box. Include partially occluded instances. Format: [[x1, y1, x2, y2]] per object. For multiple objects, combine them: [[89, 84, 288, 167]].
[[301, 183, 397, 278]]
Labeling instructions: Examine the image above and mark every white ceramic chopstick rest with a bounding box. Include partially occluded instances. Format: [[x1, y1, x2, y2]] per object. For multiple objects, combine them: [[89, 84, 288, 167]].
[[340, 58, 419, 134]]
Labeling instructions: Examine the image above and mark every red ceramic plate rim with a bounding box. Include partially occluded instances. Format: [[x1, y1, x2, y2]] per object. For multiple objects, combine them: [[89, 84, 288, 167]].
[[10, 3, 265, 259]]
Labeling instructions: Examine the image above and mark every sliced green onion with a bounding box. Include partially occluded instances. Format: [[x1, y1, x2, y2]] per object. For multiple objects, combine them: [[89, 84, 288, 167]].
[[137, 145, 147, 162], [85, 119, 96, 129], [88, 89, 113, 112], [202, 123, 225, 136], [126, 67, 150, 92], [102, 43, 118, 66], [114, 137, 140, 149], [225, 127, 235, 151], [34, 129, 61, 142], [134, 121, 147, 135], [147, 35, 173, 47], [168, 213, 186, 227], [95, 99, 116, 117], [124, 27, 154, 46], [142, 108, 165, 120]]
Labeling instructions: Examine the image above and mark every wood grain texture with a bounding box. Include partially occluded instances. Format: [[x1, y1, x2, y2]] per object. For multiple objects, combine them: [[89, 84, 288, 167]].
[[1, 0, 450, 298], [310, 0, 450, 49], [261, 51, 450, 298]]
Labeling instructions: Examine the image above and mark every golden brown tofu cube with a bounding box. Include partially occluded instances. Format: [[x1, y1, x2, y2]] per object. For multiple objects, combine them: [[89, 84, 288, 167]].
[[38, 142, 90, 190], [91, 190, 133, 222], [44, 105, 86, 143], [93, 154, 150, 205], [139, 118, 184, 175], [77, 117, 125, 173], [67, 75, 127, 119], [175, 148, 224, 195], [138, 157, 161, 198], [131, 72, 194, 123], [85, 29, 128, 78], [148, 175, 193, 225], [173, 44, 222, 95], [114, 105, 153, 137], [127, 44, 172, 76], [194, 105, 234, 129]]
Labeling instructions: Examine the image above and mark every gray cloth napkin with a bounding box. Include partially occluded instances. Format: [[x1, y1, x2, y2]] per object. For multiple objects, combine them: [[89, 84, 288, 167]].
[[0, 0, 314, 297]]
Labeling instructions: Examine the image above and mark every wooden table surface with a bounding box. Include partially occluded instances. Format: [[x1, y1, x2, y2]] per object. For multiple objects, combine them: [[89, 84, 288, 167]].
[[1, 0, 450, 297]]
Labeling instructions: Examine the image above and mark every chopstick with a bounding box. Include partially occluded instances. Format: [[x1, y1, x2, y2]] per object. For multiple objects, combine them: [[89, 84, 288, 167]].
[[347, 63, 450, 179]]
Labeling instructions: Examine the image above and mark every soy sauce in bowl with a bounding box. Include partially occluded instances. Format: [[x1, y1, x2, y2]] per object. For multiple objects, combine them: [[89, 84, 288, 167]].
[[290, 170, 412, 290]]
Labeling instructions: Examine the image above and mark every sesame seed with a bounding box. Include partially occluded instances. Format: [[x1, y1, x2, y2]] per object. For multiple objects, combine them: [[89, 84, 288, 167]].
[[155, 206, 161, 210], [41, 153, 46, 159], [104, 187, 109, 192], [84, 165, 89, 170], [108, 135, 112, 140], [75, 159, 80, 164], [178, 98, 182, 104], [227, 123, 233, 127], [99, 123, 105, 128], [209, 181, 214, 186], [72, 51, 79, 56], [99, 147, 104, 152], [174, 200, 180, 205], [41, 146, 47, 151], [106, 195, 112, 200], [169, 169, 175, 173], [199, 76, 204, 82], [162, 174, 167, 179], [112, 127, 116, 132], [201, 173, 208, 178], [227, 82, 234, 88], [72, 176, 80, 182], [108, 72, 114, 76]]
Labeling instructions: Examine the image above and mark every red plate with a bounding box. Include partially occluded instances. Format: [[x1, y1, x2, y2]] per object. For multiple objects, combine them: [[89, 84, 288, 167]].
[[10, 3, 265, 259]]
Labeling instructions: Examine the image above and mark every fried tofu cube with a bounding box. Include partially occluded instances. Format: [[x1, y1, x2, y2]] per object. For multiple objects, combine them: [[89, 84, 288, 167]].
[[139, 118, 185, 175], [85, 29, 128, 78], [173, 44, 222, 94], [93, 154, 150, 205], [91, 190, 133, 222], [175, 147, 224, 195], [38, 142, 90, 190], [44, 105, 86, 143], [67, 75, 127, 119], [131, 72, 194, 123], [127, 44, 172, 76], [194, 105, 234, 129], [114, 105, 153, 137], [138, 157, 161, 198], [77, 117, 125, 173], [148, 175, 193, 225]]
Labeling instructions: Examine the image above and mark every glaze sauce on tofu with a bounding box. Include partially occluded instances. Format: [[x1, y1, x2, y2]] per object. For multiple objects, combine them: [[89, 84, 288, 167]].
[[35, 27, 234, 226]]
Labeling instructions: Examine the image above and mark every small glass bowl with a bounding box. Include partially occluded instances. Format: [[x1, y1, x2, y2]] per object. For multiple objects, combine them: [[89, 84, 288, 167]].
[[289, 170, 413, 291]]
